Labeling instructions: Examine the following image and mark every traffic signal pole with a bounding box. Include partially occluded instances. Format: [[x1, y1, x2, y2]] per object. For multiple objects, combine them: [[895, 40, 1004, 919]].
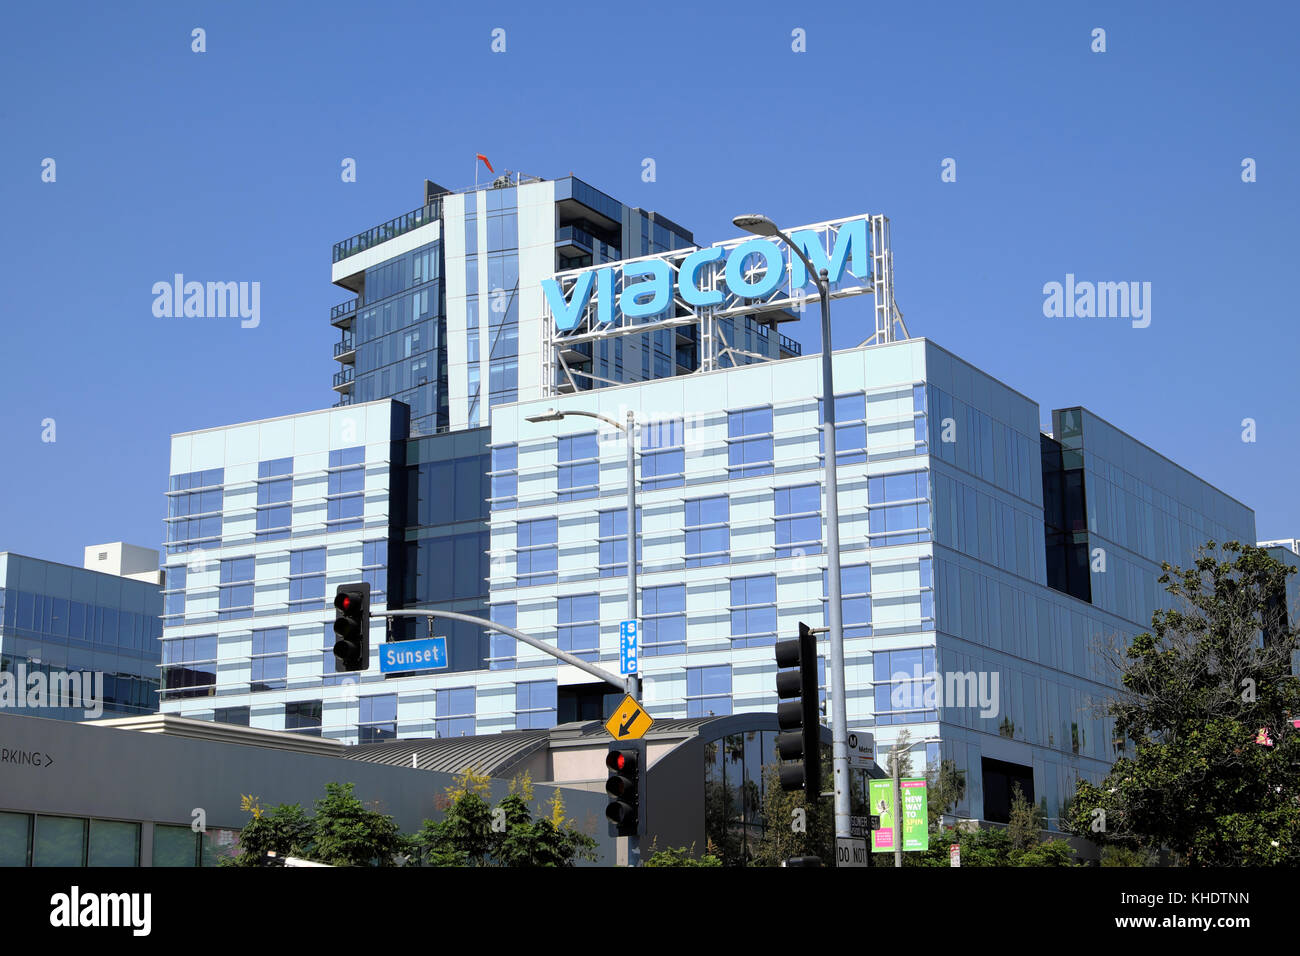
[[522, 407, 645, 866], [623, 408, 641, 867], [372, 607, 644, 866], [371, 608, 627, 688], [624, 407, 639, 702]]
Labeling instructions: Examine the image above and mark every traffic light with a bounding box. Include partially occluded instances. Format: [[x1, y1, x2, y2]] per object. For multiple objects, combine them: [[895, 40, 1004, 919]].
[[333, 582, 371, 672], [605, 741, 644, 837], [775, 621, 821, 798]]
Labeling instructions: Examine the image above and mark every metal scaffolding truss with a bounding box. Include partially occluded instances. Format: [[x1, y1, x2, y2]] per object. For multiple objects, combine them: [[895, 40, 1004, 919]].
[[542, 214, 907, 396]]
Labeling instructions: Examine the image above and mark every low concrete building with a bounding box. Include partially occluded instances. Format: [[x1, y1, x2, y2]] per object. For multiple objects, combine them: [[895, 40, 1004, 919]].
[[0, 712, 616, 866]]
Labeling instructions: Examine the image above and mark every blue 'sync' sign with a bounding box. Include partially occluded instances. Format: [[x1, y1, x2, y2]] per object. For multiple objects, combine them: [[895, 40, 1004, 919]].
[[380, 637, 448, 674], [542, 216, 872, 332], [620, 620, 638, 676]]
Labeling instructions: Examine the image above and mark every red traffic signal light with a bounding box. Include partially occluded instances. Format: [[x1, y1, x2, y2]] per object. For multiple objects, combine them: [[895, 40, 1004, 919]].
[[333, 583, 371, 672], [605, 744, 644, 838], [606, 749, 633, 774]]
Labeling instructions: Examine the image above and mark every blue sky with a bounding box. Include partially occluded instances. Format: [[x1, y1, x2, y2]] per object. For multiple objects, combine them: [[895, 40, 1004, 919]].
[[2, 1, 1296, 566]]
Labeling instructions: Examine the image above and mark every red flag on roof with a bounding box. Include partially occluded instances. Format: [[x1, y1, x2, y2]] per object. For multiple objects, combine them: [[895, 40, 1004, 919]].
[[476, 154, 494, 174]]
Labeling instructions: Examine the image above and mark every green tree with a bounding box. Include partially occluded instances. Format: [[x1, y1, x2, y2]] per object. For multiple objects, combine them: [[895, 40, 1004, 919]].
[[415, 772, 597, 867], [926, 758, 966, 829], [225, 786, 407, 867], [1014, 838, 1077, 867], [493, 790, 598, 867], [1065, 542, 1300, 866], [311, 782, 408, 867], [224, 795, 314, 867], [1100, 845, 1157, 867], [643, 840, 724, 867], [413, 792, 491, 867], [1007, 783, 1044, 852], [748, 763, 833, 866]]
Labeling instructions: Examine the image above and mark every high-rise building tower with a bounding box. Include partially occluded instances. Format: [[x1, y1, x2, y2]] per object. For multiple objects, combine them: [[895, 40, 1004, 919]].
[[328, 173, 800, 436]]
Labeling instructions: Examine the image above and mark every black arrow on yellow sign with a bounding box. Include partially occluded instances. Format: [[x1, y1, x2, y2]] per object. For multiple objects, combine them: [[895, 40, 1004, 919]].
[[618, 707, 642, 737]]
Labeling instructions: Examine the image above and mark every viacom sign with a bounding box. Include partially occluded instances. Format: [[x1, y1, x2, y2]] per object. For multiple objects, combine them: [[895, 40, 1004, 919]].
[[542, 216, 876, 332]]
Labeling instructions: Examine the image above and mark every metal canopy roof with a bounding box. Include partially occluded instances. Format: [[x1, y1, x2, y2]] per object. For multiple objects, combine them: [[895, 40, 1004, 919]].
[[342, 714, 796, 778], [345, 728, 552, 777]]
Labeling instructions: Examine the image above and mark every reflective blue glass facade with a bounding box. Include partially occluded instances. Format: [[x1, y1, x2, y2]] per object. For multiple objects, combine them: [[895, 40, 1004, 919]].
[[158, 401, 409, 740], [329, 174, 801, 437], [349, 242, 445, 435], [487, 337, 1258, 828], [0, 553, 161, 719]]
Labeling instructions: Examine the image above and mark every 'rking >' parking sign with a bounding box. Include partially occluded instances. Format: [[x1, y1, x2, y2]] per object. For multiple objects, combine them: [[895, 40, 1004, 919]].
[[620, 620, 638, 675]]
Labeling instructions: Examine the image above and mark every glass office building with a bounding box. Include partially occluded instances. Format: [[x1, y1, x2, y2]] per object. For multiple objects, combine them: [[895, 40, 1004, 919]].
[[328, 174, 800, 436], [158, 175, 1258, 828], [160, 402, 409, 738], [0, 552, 161, 720], [160, 334, 1255, 828], [487, 336, 1255, 826]]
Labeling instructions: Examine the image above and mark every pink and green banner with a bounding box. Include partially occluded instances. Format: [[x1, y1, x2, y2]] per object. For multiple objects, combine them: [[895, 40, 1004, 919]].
[[869, 778, 929, 852]]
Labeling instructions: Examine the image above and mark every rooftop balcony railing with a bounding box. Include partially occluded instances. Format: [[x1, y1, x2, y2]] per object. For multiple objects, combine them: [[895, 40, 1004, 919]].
[[330, 298, 358, 328], [332, 201, 441, 263]]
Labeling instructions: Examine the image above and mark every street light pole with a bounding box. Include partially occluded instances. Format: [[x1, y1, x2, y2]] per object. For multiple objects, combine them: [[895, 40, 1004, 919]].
[[624, 407, 639, 701], [525, 407, 639, 700], [733, 214, 851, 846], [886, 733, 939, 868], [892, 745, 904, 869], [525, 405, 642, 868]]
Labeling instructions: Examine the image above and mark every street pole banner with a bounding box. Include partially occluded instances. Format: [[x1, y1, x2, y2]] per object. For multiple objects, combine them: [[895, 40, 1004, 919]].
[[901, 779, 929, 851], [869, 778, 929, 852], [869, 779, 895, 852]]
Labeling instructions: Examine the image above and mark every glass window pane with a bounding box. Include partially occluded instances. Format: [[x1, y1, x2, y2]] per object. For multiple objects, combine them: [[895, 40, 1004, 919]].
[[88, 820, 140, 866], [152, 825, 198, 866], [33, 816, 85, 867], [0, 812, 30, 866], [201, 828, 240, 867]]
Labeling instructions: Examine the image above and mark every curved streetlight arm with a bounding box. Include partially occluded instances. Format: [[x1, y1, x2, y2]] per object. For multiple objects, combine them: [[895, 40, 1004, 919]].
[[771, 227, 829, 297], [533, 408, 627, 432], [373, 608, 626, 687]]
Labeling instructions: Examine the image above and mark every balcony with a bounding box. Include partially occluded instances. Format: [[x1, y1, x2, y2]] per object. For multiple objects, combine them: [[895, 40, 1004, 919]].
[[559, 346, 591, 367], [332, 201, 441, 264], [333, 333, 356, 363], [330, 298, 357, 329], [779, 333, 802, 356], [332, 367, 354, 394]]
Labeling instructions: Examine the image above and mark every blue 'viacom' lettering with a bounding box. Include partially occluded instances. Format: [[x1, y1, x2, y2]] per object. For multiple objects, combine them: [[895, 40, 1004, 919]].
[[542, 217, 870, 331]]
